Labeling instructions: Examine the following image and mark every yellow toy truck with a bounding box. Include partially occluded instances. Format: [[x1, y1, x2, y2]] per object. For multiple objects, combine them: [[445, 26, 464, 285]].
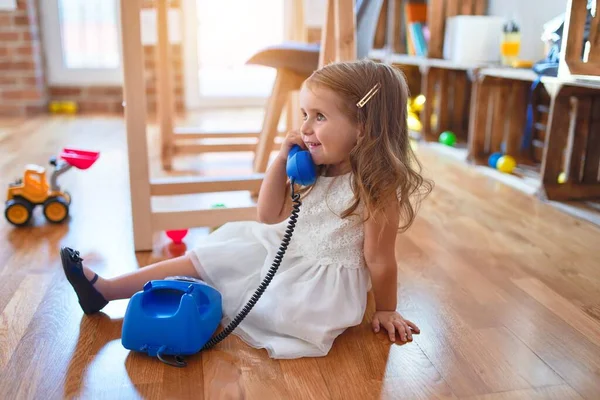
[[5, 148, 99, 226]]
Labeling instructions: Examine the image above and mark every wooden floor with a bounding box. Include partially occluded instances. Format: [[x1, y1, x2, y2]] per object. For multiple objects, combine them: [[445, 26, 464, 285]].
[[1, 115, 600, 400]]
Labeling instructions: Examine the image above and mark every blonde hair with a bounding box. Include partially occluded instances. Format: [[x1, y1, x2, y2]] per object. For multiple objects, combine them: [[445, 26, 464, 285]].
[[301, 59, 433, 232]]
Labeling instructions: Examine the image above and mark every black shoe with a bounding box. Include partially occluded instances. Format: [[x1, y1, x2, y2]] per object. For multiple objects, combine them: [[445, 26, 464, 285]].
[[60, 247, 108, 315]]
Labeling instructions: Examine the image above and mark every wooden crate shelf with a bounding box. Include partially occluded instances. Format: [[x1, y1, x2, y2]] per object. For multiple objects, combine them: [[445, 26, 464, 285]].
[[467, 68, 550, 167], [539, 78, 600, 201]]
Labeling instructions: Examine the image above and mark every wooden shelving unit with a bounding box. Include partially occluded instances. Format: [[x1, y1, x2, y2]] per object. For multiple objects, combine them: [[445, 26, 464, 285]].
[[371, 0, 489, 143], [372, 0, 600, 207], [467, 67, 550, 169]]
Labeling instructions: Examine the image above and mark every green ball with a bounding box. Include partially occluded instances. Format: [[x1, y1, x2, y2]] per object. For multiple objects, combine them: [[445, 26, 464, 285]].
[[438, 131, 457, 146]]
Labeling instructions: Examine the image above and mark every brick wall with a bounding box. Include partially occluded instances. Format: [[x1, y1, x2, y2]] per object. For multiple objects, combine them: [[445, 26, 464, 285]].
[[0, 0, 184, 116], [48, 0, 185, 115], [0, 0, 48, 117], [143, 0, 184, 114]]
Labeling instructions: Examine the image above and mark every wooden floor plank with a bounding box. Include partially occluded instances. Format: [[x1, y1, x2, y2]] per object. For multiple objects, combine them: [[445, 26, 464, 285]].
[[0, 273, 53, 370], [512, 277, 600, 347], [459, 384, 584, 400]]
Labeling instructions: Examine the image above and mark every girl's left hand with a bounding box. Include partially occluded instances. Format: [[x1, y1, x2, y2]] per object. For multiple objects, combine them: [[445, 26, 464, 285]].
[[372, 311, 420, 342]]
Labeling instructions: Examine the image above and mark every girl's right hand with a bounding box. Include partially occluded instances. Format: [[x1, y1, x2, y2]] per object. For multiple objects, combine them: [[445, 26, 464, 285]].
[[278, 130, 306, 161]]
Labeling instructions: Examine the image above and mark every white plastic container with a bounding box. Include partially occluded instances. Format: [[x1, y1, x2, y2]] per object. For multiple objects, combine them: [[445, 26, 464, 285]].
[[443, 16, 506, 64]]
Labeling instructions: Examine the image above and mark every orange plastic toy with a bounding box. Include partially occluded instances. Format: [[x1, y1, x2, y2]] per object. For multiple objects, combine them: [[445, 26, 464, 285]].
[[4, 148, 100, 226]]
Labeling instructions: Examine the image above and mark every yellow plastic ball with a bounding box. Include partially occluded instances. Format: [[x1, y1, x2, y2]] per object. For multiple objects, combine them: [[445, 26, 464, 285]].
[[558, 172, 566, 184], [496, 155, 517, 173], [61, 101, 78, 114], [407, 112, 422, 132], [413, 94, 426, 112], [49, 102, 61, 113]]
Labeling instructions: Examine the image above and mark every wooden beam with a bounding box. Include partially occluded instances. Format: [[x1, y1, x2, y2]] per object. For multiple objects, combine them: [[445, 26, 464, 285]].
[[565, 97, 591, 182], [120, 0, 153, 252], [334, 0, 356, 61], [175, 143, 257, 153], [421, 67, 436, 141], [173, 128, 261, 139], [319, 0, 336, 67], [506, 82, 529, 162], [542, 183, 600, 201], [490, 84, 509, 154], [150, 175, 264, 196], [467, 74, 490, 163], [157, 0, 175, 169], [588, 0, 600, 64], [446, 0, 460, 17], [461, 0, 476, 14], [152, 207, 258, 231], [427, 0, 445, 58], [567, 62, 600, 77], [254, 69, 305, 173], [541, 94, 572, 185], [474, 0, 487, 15], [582, 97, 600, 183]]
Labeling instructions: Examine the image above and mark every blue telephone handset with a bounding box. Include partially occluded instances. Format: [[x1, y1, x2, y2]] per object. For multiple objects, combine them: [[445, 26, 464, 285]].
[[286, 145, 317, 186], [121, 146, 317, 367]]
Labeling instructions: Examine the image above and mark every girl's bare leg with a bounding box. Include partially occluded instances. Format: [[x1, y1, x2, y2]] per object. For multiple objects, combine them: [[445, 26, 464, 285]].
[[61, 246, 201, 314], [87, 255, 200, 301]]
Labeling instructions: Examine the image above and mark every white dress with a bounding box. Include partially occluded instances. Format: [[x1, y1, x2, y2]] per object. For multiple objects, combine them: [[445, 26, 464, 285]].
[[188, 173, 371, 359]]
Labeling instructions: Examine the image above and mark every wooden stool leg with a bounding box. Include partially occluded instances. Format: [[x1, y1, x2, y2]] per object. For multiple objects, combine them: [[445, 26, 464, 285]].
[[157, 0, 175, 171], [286, 91, 303, 133], [285, 95, 293, 132], [254, 69, 305, 173]]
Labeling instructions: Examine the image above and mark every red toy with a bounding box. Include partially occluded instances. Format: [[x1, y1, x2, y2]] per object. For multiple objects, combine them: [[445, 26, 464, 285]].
[[60, 148, 100, 170], [166, 229, 188, 244]]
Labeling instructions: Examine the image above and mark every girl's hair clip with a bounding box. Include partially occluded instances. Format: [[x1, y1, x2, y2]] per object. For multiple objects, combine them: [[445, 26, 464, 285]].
[[356, 83, 381, 108]]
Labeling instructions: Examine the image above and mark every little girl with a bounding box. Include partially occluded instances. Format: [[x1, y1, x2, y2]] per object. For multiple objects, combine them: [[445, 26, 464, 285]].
[[61, 59, 433, 359]]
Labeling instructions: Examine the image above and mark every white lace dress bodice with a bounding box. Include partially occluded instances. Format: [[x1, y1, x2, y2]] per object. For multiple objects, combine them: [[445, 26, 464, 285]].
[[288, 173, 366, 268], [188, 173, 372, 359]]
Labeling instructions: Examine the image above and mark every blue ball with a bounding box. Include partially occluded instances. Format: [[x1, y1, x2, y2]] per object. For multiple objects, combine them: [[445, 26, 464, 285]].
[[488, 152, 503, 168]]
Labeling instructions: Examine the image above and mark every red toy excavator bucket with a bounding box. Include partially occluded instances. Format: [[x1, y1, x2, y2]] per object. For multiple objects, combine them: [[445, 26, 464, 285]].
[[60, 148, 100, 170]]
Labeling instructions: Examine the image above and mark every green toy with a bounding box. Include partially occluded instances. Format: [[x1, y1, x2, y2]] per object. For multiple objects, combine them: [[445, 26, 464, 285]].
[[210, 203, 227, 232], [438, 131, 457, 146]]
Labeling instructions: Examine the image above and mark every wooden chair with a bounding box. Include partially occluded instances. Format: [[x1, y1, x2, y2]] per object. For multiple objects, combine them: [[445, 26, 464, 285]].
[[246, 0, 385, 173], [155, 1, 293, 170], [120, 0, 366, 251]]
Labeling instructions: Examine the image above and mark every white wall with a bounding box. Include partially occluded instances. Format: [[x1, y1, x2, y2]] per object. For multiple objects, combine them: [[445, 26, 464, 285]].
[[303, 0, 569, 62], [486, 0, 568, 62]]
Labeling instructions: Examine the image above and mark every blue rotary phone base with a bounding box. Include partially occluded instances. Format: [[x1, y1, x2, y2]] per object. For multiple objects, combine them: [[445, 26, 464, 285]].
[[121, 277, 222, 363], [121, 145, 316, 366]]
